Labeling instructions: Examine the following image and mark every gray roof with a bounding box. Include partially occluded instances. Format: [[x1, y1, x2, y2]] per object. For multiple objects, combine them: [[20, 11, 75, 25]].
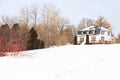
[[80, 26, 110, 31]]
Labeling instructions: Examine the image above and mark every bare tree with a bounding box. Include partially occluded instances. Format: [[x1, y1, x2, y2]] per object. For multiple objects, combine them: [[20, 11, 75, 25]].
[[39, 4, 69, 47], [95, 16, 112, 30], [1, 16, 18, 27], [20, 8, 30, 27], [40, 4, 60, 28], [0, 24, 10, 47], [78, 18, 95, 30], [64, 25, 76, 44], [58, 17, 69, 35], [30, 5, 40, 27], [8, 23, 29, 52]]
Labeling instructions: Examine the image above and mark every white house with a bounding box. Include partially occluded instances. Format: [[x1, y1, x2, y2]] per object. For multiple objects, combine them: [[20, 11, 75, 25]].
[[77, 26, 113, 44]]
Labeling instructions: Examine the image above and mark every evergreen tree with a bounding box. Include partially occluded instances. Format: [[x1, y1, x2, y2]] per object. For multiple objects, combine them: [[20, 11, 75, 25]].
[[0, 24, 9, 37], [28, 27, 39, 50], [11, 23, 20, 39], [0, 24, 10, 47], [12, 23, 20, 32], [40, 40, 45, 48], [74, 36, 77, 45], [85, 35, 89, 44]]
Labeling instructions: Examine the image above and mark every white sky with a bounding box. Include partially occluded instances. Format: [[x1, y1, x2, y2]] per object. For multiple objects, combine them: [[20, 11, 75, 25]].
[[0, 0, 120, 34]]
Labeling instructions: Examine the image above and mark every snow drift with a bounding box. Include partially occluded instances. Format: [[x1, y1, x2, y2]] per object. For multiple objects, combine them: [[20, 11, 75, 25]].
[[0, 44, 120, 80]]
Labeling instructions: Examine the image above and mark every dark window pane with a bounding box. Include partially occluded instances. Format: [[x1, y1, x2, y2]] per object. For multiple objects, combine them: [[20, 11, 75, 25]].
[[89, 31, 92, 34], [77, 31, 82, 35], [83, 31, 87, 34], [95, 29, 100, 34]]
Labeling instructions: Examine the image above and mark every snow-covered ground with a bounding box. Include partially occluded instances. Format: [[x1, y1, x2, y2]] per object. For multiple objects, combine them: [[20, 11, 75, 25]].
[[0, 44, 120, 80]]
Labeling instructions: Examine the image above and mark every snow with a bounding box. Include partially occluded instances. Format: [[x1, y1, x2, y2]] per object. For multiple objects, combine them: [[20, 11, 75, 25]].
[[100, 27, 110, 31], [81, 26, 95, 31], [80, 26, 110, 31], [0, 44, 120, 80]]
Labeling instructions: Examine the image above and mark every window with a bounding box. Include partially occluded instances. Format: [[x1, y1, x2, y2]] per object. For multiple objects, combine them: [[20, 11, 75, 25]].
[[80, 37, 84, 42], [108, 31, 111, 36], [89, 30, 95, 35], [77, 31, 82, 35], [101, 31, 105, 35], [89, 31, 93, 34], [95, 29, 100, 34], [101, 36, 104, 41], [83, 31, 87, 34], [91, 36, 96, 41]]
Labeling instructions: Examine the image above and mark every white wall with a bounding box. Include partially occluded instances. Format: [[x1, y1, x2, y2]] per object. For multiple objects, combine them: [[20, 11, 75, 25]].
[[77, 31, 112, 44]]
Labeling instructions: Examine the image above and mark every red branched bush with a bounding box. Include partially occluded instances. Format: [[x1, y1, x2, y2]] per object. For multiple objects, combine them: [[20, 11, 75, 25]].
[[0, 24, 30, 57], [0, 37, 28, 56], [0, 37, 7, 56], [6, 39, 27, 56]]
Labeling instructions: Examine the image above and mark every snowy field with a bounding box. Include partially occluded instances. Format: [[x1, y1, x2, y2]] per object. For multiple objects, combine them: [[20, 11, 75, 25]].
[[0, 44, 120, 80]]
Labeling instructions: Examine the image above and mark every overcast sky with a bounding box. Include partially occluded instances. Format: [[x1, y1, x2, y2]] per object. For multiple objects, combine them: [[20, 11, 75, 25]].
[[0, 0, 120, 34]]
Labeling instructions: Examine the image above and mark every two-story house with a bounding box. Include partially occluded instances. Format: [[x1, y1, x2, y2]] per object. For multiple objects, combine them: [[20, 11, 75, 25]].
[[77, 26, 113, 44]]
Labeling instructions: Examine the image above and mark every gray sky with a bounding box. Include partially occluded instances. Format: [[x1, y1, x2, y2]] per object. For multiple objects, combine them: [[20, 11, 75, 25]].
[[0, 0, 120, 34]]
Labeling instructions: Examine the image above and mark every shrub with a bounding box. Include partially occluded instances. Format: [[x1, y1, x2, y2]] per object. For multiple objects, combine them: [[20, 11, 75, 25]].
[[85, 35, 89, 44], [6, 39, 27, 56], [40, 40, 45, 49], [0, 37, 7, 56], [57, 34, 68, 46], [74, 36, 77, 45], [28, 27, 38, 50], [8, 40, 27, 51]]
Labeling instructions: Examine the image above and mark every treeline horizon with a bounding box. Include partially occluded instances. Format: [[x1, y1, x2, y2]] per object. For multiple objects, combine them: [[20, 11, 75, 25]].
[[0, 4, 120, 55], [0, 4, 113, 29]]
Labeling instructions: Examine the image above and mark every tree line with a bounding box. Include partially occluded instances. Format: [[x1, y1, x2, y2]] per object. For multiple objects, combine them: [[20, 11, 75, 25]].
[[78, 16, 112, 30], [0, 4, 119, 54]]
